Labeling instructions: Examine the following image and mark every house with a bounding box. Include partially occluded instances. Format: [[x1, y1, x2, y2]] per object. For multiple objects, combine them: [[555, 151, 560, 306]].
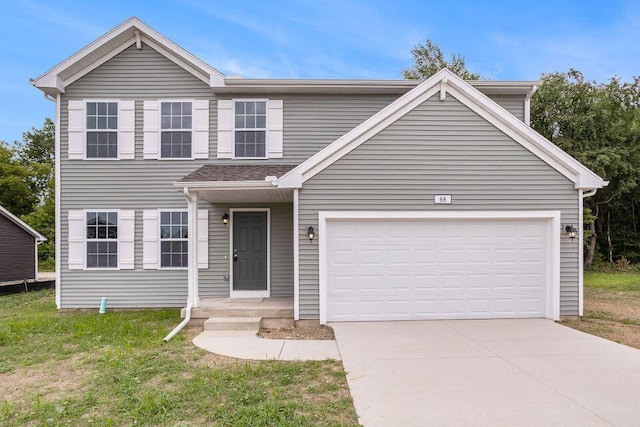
[[0, 205, 46, 284], [31, 17, 605, 325]]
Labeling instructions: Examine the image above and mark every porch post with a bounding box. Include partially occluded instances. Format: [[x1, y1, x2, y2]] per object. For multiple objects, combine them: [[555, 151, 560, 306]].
[[186, 189, 200, 308]]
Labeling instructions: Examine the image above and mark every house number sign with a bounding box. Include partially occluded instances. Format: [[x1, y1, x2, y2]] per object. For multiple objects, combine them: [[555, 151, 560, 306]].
[[434, 195, 452, 204]]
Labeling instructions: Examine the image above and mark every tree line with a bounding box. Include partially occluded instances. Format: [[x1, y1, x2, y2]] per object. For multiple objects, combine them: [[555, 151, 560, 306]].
[[1, 41, 638, 270]]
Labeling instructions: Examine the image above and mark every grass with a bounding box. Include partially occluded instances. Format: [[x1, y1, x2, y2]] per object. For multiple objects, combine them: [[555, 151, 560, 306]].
[[563, 271, 640, 349], [0, 290, 358, 426], [583, 271, 640, 291]]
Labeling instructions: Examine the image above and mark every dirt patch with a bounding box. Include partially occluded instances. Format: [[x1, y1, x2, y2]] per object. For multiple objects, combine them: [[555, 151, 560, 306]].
[[562, 288, 640, 349], [258, 324, 335, 340], [0, 354, 91, 404]]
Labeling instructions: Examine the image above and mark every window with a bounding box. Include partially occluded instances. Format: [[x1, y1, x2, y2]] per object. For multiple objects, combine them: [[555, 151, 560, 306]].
[[86, 211, 118, 268], [160, 211, 188, 268], [161, 102, 192, 158], [86, 102, 118, 158], [234, 100, 266, 158]]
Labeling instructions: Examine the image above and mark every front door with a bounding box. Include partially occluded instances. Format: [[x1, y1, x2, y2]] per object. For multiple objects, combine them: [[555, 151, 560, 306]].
[[232, 211, 268, 296]]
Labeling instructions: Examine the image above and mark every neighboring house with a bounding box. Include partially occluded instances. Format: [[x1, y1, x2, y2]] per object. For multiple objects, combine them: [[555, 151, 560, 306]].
[[0, 205, 46, 284], [31, 17, 606, 323]]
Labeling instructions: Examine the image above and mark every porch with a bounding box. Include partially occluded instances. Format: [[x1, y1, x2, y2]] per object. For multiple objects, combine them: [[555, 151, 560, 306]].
[[174, 164, 299, 322]]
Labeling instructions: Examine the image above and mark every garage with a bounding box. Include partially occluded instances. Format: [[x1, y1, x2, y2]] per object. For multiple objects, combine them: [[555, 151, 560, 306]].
[[319, 211, 560, 323]]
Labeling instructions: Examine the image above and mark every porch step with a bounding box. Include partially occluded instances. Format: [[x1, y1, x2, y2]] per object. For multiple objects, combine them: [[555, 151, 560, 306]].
[[204, 317, 262, 331], [183, 298, 294, 319]]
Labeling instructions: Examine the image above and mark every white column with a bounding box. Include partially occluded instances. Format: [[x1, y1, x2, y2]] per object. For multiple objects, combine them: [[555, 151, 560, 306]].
[[187, 190, 200, 308], [293, 189, 300, 320]]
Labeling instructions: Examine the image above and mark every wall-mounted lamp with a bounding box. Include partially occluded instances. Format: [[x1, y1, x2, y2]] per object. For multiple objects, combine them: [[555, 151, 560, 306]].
[[307, 226, 315, 241], [222, 213, 229, 226], [565, 224, 577, 240]]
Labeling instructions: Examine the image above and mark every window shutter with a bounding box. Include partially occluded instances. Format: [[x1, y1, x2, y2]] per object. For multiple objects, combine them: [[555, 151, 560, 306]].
[[217, 100, 233, 158], [67, 100, 85, 160], [198, 209, 209, 269], [193, 100, 209, 159], [68, 210, 84, 269], [267, 99, 283, 158], [119, 210, 135, 269], [143, 210, 159, 269], [118, 101, 135, 160], [143, 101, 159, 159]]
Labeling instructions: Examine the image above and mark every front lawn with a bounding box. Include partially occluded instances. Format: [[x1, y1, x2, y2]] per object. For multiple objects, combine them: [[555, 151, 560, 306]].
[[0, 290, 358, 426], [563, 272, 640, 349]]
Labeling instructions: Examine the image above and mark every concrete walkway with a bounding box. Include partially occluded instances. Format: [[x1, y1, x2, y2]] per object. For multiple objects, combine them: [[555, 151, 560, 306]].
[[333, 319, 640, 427], [192, 330, 341, 361]]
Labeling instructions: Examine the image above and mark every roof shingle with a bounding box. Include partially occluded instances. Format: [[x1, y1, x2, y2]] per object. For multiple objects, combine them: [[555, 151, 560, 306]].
[[179, 164, 297, 182]]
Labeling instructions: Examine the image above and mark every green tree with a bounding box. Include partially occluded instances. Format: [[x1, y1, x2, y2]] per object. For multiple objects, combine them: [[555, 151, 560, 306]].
[[16, 119, 56, 270], [531, 70, 640, 266], [18, 118, 54, 201], [0, 142, 38, 216], [403, 39, 481, 80]]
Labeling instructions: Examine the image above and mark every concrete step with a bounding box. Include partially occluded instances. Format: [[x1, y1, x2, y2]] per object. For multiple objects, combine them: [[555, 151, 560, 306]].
[[187, 306, 294, 319], [204, 317, 261, 331]]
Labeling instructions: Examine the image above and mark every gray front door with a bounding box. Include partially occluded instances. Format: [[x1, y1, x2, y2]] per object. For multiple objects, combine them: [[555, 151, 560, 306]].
[[233, 211, 268, 291]]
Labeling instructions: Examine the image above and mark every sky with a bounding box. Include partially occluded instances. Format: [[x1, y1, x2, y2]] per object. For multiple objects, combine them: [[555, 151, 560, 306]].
[[0, 0, 638, 145]]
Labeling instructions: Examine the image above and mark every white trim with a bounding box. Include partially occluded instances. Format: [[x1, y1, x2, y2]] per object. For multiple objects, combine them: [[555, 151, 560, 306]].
[[55, 92, 61, 307], [229, 208, 271, 298], [231, 98, 269, 160], [157, 209, 189, 270], [82, 209, 121, 270], [293, 189, 300, 320], [277, 69, 605, 190], [157, 99, 196, 160], [175, 181, 276, 191], [83, 99, 121, 160], [0, 205, 46, 241], [317, 210, 561, 324], [579, 189, 584, 316]]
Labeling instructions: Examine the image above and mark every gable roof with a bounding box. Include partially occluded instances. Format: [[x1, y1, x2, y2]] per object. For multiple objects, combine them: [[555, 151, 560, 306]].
[[277, 68, 606, 191], [0, 205, 46, 242], [31, 17, 225, 96]]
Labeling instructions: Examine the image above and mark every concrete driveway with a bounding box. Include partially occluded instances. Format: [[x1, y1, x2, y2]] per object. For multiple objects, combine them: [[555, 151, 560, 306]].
[[332, 319, 640, 427]]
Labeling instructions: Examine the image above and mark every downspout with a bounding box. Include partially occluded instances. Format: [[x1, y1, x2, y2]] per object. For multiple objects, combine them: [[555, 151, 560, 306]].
[[524, 85, 538, 126], [164, 187, 198, 342]]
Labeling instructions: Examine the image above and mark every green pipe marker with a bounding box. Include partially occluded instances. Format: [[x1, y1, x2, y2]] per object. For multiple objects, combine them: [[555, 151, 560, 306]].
[[99, 297, 107, 314]]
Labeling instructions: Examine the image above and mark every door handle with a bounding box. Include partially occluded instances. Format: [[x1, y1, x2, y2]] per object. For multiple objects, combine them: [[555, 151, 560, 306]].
[[233, 248, 238, 262]]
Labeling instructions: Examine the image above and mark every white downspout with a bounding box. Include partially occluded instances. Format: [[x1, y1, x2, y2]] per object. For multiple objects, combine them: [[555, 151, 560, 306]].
[[524, 85, 538, 126], [164, 188, 199, 342]]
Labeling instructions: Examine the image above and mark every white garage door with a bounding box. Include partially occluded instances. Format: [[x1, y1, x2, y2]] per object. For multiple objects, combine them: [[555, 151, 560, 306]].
[[325, 218, 549, 322]]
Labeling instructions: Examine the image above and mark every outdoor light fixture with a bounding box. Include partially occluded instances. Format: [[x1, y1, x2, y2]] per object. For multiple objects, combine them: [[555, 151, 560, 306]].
[[565, 224, 577, 240], [222, 213, 229, 226], [307, 226, 315, 241]]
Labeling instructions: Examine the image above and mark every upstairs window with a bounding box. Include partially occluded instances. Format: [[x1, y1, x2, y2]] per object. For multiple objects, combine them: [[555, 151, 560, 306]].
[[160, 211, 188, 268], [234, 100, 266, 158], [86, 211, 118, 268], [161, 101, 192, 158], [86, 102, 118, 158]]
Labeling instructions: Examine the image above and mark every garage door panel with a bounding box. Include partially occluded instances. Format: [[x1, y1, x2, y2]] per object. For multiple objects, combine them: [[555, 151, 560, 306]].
[[326, 218, 549, 321]]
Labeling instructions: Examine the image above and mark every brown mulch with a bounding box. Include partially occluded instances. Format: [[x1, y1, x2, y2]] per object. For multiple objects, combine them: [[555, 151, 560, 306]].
[[258, 325, 335, 340]]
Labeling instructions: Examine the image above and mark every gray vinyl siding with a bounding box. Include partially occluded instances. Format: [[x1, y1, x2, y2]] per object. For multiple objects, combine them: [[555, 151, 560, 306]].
[[298, 93, 579, 319], [0, 214, 36, 282], [489, 95, 525, 121], [58, 42, 531, 308]]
